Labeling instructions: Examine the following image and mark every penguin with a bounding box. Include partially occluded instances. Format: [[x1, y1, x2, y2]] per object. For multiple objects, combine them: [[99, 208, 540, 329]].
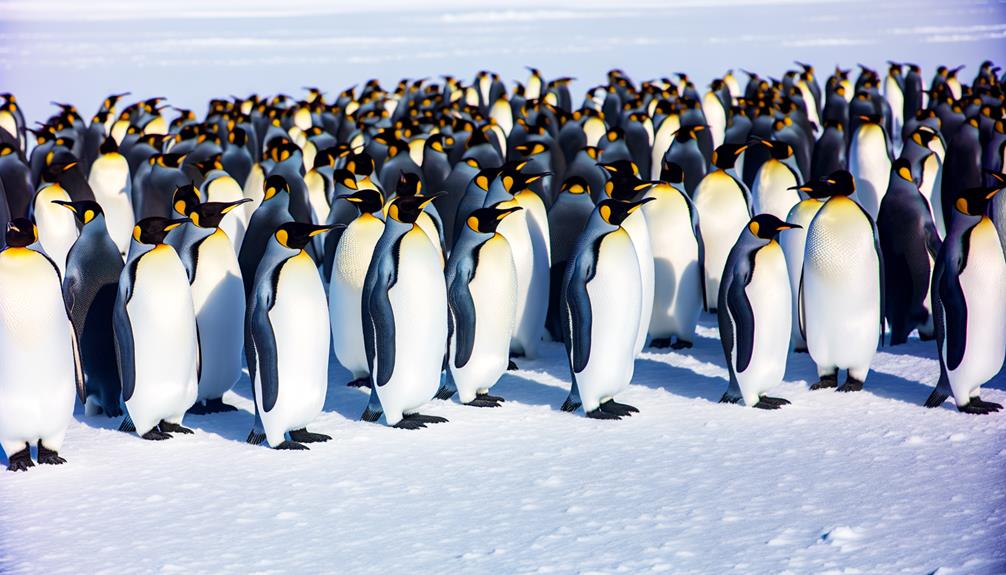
[[693, 145, 753, 310], [750, 139, 803, 219], [200, 165, 251, 253], [329, 188, 385, 388], [453, 166, 499, 242], [940, 117, 983, 233], [800, 175, 884, 392], [391, 173, 446, 266], [246, 222, 336, 449], [877, 159, 942, 345], [884, 63, 905, 151], [32, 166, 80, 278], [718, 214, 801, 408], [665, 124, 709, 196], [0, 218, 83, 471], [811, 120, 847, 180], [86, 137, 134, 256], [439, 205, 523, 406], [560, 197, 654, 419], [900, 125, 945, 237], [361, 194, 450, 429], [546, 176, 596, 341], [925, 184, 1006, 414], [0, 143, 33, 218], [642, 164, 706, 349], [136, 153, 189, 219], [56, 200, 124, 417], [848, 115, 893, 218], [115, 216, 200, 440], [238, 175, 293, 296], [436, 157, 480, 250], [173, 196, 251, 414]]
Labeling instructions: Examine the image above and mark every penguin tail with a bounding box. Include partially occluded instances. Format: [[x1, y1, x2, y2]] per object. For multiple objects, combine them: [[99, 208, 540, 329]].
[[434, 383, 456, 401], [360, 407, 384, 423], [719, 392, 743, 405], [923, 373, 951, 408], [560, 394, 581, 413], [246, 430, 266, 445], [118, 414, 136, 433]]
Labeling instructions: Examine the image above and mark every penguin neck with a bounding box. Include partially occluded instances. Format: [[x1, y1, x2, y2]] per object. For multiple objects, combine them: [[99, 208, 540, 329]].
[[126, 240, 161, 262], [947, 212, 985, 239]]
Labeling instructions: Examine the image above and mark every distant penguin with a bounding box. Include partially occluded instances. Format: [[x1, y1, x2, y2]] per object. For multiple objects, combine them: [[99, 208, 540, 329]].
[[811, 120, 847, 180], [925, 185, 1006, 414], [643, 164, 706, 349], [238, 175, 293, 296], [665, 124, 709, 196], [173, 196, 251, 414], [546, 176, 596, 341], [940, 117, 983, 233], [437, 157, 480, 250], [246, 222, 336, 448], [0, 218, 83, 471], [801, 176, 883, 392], [329, 188, 385, 388], [201, 166, 251, 253], [877, 160, 942, 345], [87, 137, 134, 256], [115, 217, 199, 440], [751, 139, 803, 219], [56, 200, 124, 417], [560, 198, 654, 419], [32, 168, 80, 277], [693, 144, 753, 310], [848, 115, 893, 218], [136, 153, 189, 219], [439, 205, 523, 406], [361, 194, 450, 428], [718, 214, 801, 408], [0, 143, 33, 218]]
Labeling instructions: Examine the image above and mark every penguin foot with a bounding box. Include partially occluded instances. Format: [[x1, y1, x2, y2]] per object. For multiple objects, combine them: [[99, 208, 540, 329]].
[[719, 393, 742, 404], [404, 413, 448, 425], [586, 408, 622, 420], [274, 441, 309, 450], [752, 400, 782, 410], [36, 443, 66, 465], [649, 337, 672, 349], [972, 397, 1003, 412], [246, 430, 266, 445], [465, 395, 503, 408], [600, 399, 639, 416], [347, 376, 372, 388], [360, 407, 384, 423], [393, 419, 428, 430], [670, 339, 693, 350], [482, 393, 505, 403], [203, 398, 238, 413], [289, 428, 331, 443], [186, 401, 211, 415], [141, 429, 173, 441], [758, 396, 791, 406], [507, 360, 520, 371], [6, 445, 33, 472], [837, 378, 864, 393], [560, 396, 582, 413], [159, 421, 194, 435], [810, 374, 838, 390], [957, 402, 991, 415]]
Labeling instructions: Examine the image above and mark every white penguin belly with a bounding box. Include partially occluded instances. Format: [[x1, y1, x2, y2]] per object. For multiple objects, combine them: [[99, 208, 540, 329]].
[[0, 250, 76, 449], [378, 229, 447, 424], [305, 170, 332, 226], [450, 235, 517, 403], [945, 220, 1006, 404], [206, 176, 249, 252], [515, 191, 551, 347], [416, 212, 444, 268], [496, 205, 540, 357], [191, 231, 245, 400], [126, 246, 199, 434], [702, 93, 726, 149], [88, 154, 134, 256], [849, 126, 891, 219], [261, 251, 330, 444], [623, 210, 654, 353], [695, 172, 750, 309], [330, 215, 383, 379], [802, 198, 881, 374], [753, 160, 800, 219], [575, 230, 641, 412], [34, 184, 79, 277], [735, 242, 792, 405], [644, 188, 702, 340], [243, 163, 266, 216], [781, 199, 824, 348]]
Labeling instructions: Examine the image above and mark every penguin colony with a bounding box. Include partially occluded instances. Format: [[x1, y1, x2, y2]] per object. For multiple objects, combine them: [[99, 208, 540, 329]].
[[1, 60, 1005, 471]]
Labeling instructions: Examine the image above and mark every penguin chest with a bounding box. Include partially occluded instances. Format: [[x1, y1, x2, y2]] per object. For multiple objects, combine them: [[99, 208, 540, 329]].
[[191, 232, 245, 393], [416, 212, 444, 267], [267, 252, 330, 420], [753, 160, 800, 219], [331, 216, 384, 376], [304, 170, 331, 225], [948, 220, 1006, 386], [577, 230, 641, 402], [735, 242, 791, 398], [643, 189, 701, 335], [88, 155, 133, 254], [695, 172, 750, 301], [34, 185, 78, 275], [207, 177, 248, 250], [849, 127, 891, 216], [517, 191, 552, 266]]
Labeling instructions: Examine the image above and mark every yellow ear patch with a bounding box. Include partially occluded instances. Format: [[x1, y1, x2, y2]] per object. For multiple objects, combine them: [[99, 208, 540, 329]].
[[275, 228, 289, 247], [164, 222, 183, 232], [388, 203, 400, 222], [955, 198, 968, 214], [604, 180, 614, 197], [599, 204, 612, 223], [83, 210, 95, 224], [343, 177, 358, 189], [749, 221, 760, 236], [467, 215, 480, 232], [466, 158, 479, 168], [503, 175, 514, 191], [568, 184, 585, 195], [133, 225, 142, 241], [898, 166, 912, 181], [174, 200, 188, 215], [476, 175, 489, 190], [264, 186, 278, 200]]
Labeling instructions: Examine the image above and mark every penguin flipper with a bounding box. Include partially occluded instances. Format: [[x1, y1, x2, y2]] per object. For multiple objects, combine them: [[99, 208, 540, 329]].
[[724, 260, 756, 373], [113, 267, 136, 403], [686, 192, 709, 311], [565, 241, 598, 374], [716, 278, 742, 403], [251, 280, 281, 413], [797, 271, 807, 342], [447, 264, 477, 369], [938, 259, 968, 371], [365, 248, 398, 388]]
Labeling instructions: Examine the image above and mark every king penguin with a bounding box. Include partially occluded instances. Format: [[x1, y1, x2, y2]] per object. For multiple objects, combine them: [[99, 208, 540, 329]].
[[56, 200, 124, 417], [925, 184, 1006, 414], [361, 194, 450, 429], [439, 205, 523, 406], [800, 174, 884, 392], [87, 137, 134, 257], [32, 165, 80, 278], [718, 214, 801, 408], [238, 174, 293, 296], [115, 216, 200, 440], [848, 115, 893, 218], [545, 176, 596, 341], [0, 218, 83, 471], [751, 139, 803, 219], [246, 222, 336, 449]]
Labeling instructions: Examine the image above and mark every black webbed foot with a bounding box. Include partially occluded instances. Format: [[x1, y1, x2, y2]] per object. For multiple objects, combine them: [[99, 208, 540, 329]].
[[810, 374, 838, 390], [6, 445, 33, 472], [465, 394, 503, 408], [752, 400, 782, 409], [507, 360, 519, 371], [600, 399, 638, 416], [403, 413, 448, 425], [393, 419, 427, 430], [837, 377, 864, 393], [159, 421, 194, 434], [670, 339, 693, 350], [37, 443, 66, 465], [758, 396, 791, 406], [275, 441, 309, 450], [972, 397, 1003, 412], [289, 428, 331, 443], [142, 429, 172, 441], [586, 408, 622, 420], [958, 402, 991, 415], [649, 337, 672, 349], [203, 398, 238, 413]]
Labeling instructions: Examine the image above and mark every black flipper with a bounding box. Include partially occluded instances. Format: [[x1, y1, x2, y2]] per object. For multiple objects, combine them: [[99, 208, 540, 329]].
[[448, 262, 477, 369]]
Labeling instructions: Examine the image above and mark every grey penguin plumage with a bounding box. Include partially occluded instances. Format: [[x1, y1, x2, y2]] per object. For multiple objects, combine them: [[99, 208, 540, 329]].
[[238, 174, 294, 296]]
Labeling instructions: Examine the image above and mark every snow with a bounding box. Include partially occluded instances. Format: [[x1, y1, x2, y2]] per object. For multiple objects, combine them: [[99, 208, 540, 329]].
[[2, 0, 1006, 572]]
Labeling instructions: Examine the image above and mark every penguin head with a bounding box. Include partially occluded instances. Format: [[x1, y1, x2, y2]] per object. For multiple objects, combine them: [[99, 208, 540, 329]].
[[465, 204, 523, 234], [344, 151, 375, 177], [132, 217, 188, 245], [753, 138, 794, 160], [498, 161, 547, 194], [337, 188, 384, 215], [386, 193, 445, 224], [473, 167, 501, 192], [604, 172, 654, 201], [228, 126, 248, 147], [892, 158, 915, 184], [172, 183, 202, 217], [5, 218, 38, 248], [824, 170, 855, 197], [151, 153, 186, 169], [712, 144, 747, 170], [262, 174, 290, 201], [954, 185, 1002, 217], [910, 126, 939, 148], [266, 140, 300, 163], [273, 222, 338, 251], [395, 173, 423, 197], [560, 176, 591, 196], [52, 200, 104, 225], [194, 154, 224, 176], [99, 136, 119, 155], [674, 124, 706, 142], [597, 197, 655, 227], [188, 199, 252, 229], [746, 214, 801, 240], [660, 161, 686, 185], [597, 160, 639, 179]]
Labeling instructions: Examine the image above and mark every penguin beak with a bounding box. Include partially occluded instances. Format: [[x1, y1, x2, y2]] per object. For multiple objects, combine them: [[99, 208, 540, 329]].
[[52, 199, 77, 213], [221, 198, 253, 213], [164, 218, 190, 232], [777, 223, 802, 231], [419, 192, 447, 208], [308, 224, 342, 237]]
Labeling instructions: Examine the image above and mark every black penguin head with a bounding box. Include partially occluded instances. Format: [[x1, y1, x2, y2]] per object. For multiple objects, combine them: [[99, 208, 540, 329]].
[[712, 144, 747, 170], [473, 167, 501, 192], [172, 184, 202, 216], [132, 217, 188, 245], [52, 200, 104, 225], [189, 199, 252, 229], [604, 172, 654, 201], [954, 186, 1001, 217], [228, 126, 248, 147], [660, 161, 686, 185], [674, 124, 706, 142], [498, 161, 547, 194], [892, 158, 915, 183], [747, 214, 801, 240], [465, 204, 523, 234], [597, 197, 655, 226], [514, 140, 549, 158], [195, 154, 224, 176], [395, 173, 423, 197], [597, 160, 639, 179], [825, 170, 856, 197], [99, 136, 119, 155], [337, 188, 384, 214], [274, 222, 337, 250], [152, 153, 186, 169], [560, 176, 591, 196], [267, 140, 300, 163], [387, 193, 444, 224], [344, 151, 375, 177], [755, 139, 794, 160], [5, 218, 38, 247], [262, 175, 290, 201]]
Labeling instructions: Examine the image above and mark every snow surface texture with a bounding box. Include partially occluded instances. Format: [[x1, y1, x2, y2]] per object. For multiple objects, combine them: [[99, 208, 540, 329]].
[[2, 0, 1006, 573]]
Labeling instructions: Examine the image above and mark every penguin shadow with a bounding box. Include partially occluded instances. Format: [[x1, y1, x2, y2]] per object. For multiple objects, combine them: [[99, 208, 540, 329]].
[[631, 358, 728, 403], [321, 360, 372, 421], [490, 341, 577, 409]]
